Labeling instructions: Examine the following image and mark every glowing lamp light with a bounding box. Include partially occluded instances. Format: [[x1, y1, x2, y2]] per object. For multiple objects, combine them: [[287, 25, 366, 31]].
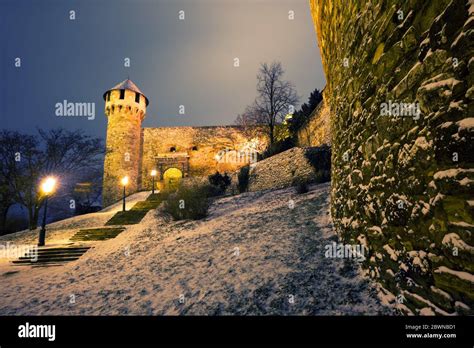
[[38, 176, 57, 246], [121, 176, 129, 186], [40, 177, 57, 195], [151, 169, 157, 177]]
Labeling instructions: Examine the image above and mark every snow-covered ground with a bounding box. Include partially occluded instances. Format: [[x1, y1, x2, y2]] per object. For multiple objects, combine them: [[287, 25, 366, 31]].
[[0, 183, 390, 315], [0, 191, 150, 253]]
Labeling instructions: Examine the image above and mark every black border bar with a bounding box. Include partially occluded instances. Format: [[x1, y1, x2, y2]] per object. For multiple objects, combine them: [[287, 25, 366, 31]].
[[0, 315, 472, 346]]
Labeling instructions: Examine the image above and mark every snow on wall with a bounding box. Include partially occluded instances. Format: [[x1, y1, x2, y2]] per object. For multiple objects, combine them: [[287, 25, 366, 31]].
[[310, 0, 474, 314], [296, 94, 331, 147], [246, 146, 331, 192]]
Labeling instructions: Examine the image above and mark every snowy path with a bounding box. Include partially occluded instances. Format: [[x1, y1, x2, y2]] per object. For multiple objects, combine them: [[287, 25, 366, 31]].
[[0, 183, 390, 315]]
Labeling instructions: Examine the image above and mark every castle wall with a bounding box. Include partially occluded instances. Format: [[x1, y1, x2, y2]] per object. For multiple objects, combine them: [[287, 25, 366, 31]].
[[296, 93, 331, 147], [140, 126, 267, 190], [310, 0, 473, 314], [247, 146, 331, 192]]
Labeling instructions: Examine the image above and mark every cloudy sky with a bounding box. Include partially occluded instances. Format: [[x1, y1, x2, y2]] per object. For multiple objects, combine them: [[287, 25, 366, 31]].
[[1, 0, 325, 140]]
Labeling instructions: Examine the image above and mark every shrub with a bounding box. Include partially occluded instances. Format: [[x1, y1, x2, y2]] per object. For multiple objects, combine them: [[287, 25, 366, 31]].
[[163, 182, 211, 220], [304, 145, 331, 183], [208, 171, 232, 196], [295, 182, 309, 194], [293, 177, 309, 194], [237, 165, 250, 193]]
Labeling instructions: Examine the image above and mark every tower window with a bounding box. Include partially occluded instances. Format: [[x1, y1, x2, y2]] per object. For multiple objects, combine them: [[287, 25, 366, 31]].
[[170, 147, 176, 152], [107, 92, 111, 101], [135, 93, 140, 103], [119, 89, 125, 99]]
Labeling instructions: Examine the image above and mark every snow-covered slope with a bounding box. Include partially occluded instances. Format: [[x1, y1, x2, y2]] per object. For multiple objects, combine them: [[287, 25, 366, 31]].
[[0, 183, 389, 315], [0, 191, 150, 249]]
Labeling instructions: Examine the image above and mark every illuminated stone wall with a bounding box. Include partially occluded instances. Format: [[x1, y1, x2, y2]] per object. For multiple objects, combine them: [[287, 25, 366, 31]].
[[140, 126, 267, 190], [296, 93, 331, 147], [102, 89, 146, 207], [310, 0, 473, 314], [247, 146, 331, 192]]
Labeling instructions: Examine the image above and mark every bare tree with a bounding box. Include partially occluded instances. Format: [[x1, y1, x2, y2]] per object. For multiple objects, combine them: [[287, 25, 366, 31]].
[[236, 62, 299, 144], [0, 131, 40, 233], [0, 128, 103, 231]]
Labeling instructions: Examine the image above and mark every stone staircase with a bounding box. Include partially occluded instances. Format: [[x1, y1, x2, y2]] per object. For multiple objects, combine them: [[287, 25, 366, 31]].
[[70, 227, 126, 241], [12, 245, 91, 266]]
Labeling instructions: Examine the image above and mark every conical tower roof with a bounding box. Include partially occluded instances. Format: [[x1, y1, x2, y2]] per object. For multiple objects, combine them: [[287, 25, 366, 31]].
[[103, 79, 149, 105]]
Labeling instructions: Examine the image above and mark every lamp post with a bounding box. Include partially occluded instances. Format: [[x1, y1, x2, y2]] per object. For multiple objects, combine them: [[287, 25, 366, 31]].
[[121, 176, 129, 212], [151, 169, 157, 194], [38, 177, 57, 247]]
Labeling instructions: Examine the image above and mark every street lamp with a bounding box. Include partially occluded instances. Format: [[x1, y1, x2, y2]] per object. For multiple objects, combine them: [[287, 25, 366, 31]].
[[38, 176, 57, 246], [121, 176, 129, 212], [151, 170, 157, 194]]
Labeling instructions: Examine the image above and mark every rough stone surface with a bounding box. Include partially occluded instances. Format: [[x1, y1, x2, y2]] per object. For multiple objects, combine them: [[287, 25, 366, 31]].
[[102, 89, 145, 208], [296, 92, 332, 147], [247, 146, 331, 192], [310, 0, 474, 314], [141, 126, 267, 190]]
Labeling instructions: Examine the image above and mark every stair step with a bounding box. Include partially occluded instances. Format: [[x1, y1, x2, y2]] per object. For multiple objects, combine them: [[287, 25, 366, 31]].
[[12, 245, 91, 266], [28, 250, 89, 256], [13, 257, 81, 264], [71, 234, 120, 237], [36, 247, 90, 252], [71, 227, 125, 241], [33, 248, 89, 254], [19, 252, 86, 259]]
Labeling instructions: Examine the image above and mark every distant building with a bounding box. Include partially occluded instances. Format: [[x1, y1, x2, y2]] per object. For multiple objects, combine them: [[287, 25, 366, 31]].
[[102, 79, 267, 206]]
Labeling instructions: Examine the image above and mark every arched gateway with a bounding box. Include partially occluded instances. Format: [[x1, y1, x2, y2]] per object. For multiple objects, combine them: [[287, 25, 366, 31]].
[[154, 152, 189, 180]]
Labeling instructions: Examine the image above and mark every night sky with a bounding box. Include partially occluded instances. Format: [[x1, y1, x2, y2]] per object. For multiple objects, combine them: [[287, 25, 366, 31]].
[[1, 0, 325, 140]]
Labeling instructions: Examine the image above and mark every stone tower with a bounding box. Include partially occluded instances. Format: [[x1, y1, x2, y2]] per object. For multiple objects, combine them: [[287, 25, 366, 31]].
[[102, 79, 149, 207]]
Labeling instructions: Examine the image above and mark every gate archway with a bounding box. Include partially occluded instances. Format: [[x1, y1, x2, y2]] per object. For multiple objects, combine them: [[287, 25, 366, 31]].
[[154, 152, 190, 179], [163, 167, 183, 188]]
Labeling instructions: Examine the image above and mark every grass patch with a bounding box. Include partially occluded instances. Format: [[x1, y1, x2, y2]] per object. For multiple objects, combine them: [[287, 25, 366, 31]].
[[71, 227, 126, 241], [131, 199, 161, 210], [146, 193, 161, 202], [105, 210, 149, 226], [105, 193, 162, 225]]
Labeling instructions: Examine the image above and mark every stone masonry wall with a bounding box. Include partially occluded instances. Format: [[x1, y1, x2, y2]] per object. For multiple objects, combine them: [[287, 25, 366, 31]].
[[296, 92, 332, 147], [310, 0, 473, 314], [102, 89, 145, 207], [141, 126, 268, 190], [247, 146, 331, 192]]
